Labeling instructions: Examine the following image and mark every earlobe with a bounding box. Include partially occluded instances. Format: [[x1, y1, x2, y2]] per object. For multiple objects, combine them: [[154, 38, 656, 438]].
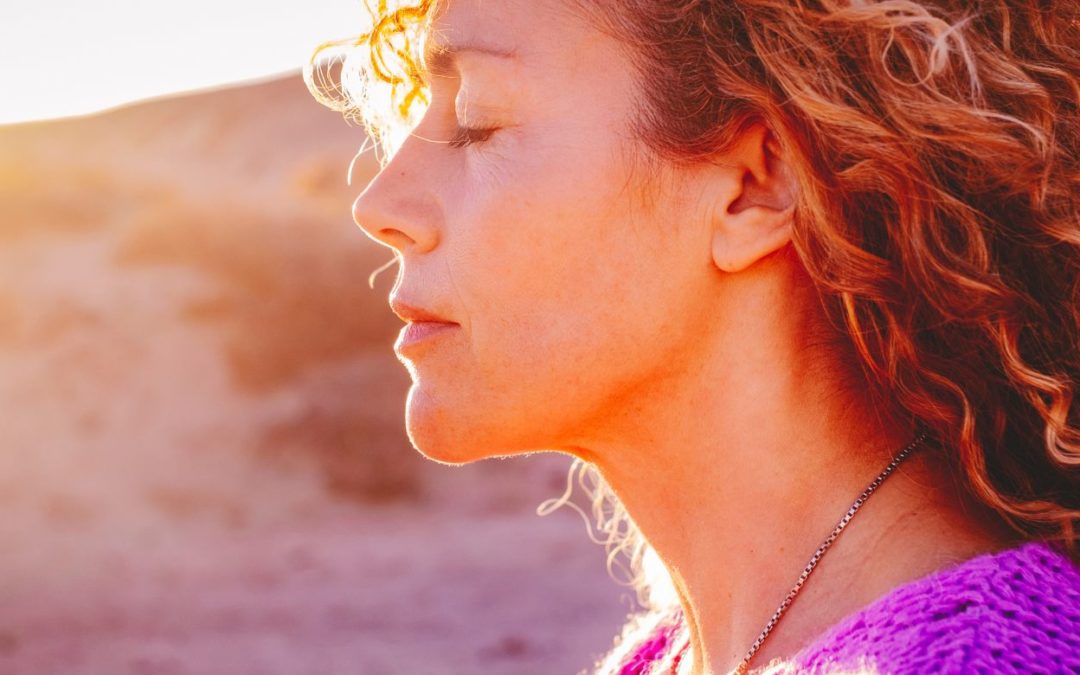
[[711, 205, 794, 273], [708, 126, 797, 274]]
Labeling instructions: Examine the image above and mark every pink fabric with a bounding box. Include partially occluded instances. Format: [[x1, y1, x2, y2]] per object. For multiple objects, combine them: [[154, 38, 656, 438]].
[[616, 612, 686, 675], [619, 539, 1080, 673]]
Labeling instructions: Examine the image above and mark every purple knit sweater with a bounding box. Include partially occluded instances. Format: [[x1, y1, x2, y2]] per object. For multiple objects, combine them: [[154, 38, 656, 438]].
[[619, 539, 1080, 674]]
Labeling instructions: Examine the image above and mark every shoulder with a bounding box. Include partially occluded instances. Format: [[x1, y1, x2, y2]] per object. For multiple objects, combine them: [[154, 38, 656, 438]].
[[788, 540, 1080, 674]]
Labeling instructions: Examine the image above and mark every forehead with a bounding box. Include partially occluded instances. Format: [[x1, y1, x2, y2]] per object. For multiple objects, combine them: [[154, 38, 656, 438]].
[[428, 0, 557, 44], [422, 0, 646, 155], [424, 0, 598, 74]]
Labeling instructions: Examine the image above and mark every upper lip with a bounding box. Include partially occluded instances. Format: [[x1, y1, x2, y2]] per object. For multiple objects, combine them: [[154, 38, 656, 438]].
[[389, 297, 456, 324]]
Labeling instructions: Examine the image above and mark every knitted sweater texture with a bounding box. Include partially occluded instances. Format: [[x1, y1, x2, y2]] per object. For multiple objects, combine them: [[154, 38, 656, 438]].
[[620, 539, 1080, 674]]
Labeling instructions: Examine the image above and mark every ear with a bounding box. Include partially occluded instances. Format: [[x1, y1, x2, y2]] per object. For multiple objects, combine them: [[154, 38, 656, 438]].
[[709, 124, 797, 273]]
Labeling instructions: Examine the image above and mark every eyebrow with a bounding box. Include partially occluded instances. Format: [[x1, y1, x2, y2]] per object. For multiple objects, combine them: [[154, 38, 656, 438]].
[[422, 40, 519, 78]]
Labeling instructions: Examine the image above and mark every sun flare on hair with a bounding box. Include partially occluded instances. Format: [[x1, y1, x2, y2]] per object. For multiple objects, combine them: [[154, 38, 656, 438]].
[[305, 0, 437, 164]]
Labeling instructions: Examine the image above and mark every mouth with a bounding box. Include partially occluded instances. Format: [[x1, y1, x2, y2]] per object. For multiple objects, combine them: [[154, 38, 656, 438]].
[[388, 295, 458, 356]]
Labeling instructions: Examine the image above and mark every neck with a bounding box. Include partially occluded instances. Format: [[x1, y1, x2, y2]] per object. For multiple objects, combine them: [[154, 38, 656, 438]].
[[577, 258, 1014, 674]]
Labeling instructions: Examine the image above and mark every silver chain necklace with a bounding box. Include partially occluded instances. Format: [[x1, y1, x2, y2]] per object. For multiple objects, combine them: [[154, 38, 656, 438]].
[[725, 428, 931, 675]]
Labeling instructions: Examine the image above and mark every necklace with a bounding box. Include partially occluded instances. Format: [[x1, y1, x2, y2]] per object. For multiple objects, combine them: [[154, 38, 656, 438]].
[[718, 428, 930, 675]]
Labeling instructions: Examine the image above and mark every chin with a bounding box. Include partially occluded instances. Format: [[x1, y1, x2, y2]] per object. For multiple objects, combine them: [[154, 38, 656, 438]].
[[403, 385, 485, 466], [402, 384, 534, 466], [405, 430, 478, 467]]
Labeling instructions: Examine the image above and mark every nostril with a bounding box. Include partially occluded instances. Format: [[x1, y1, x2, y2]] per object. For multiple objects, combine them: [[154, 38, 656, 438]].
[[373, 227, 418, 251]]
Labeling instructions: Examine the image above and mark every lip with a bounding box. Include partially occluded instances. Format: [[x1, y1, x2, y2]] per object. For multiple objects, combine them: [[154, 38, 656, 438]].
[[388, 296, 458, 355], [389, 298, 454, 324], [395, 320, 457, 354]]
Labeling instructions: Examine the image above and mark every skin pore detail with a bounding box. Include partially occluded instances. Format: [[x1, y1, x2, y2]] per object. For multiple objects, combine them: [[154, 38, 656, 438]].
[[349, 1, 1020, 673]]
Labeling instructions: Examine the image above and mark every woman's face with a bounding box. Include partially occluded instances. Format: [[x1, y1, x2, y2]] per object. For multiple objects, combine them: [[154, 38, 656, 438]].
[[353, 0, 725, 463]]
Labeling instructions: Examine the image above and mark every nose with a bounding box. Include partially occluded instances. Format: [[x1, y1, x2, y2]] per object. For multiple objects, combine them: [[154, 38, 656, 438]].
[[352, 163, 440, 255]]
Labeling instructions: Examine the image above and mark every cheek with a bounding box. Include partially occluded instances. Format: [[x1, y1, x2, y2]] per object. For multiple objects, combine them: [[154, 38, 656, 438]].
[[455, 141, 636, 351], [436, 148, 690, 444], [405, 102, 709, 459], [452, 123, 639, 313]]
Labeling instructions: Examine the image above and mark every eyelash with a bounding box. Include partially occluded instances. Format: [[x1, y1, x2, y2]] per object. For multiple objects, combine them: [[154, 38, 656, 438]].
[[447, 124, 499, 149]]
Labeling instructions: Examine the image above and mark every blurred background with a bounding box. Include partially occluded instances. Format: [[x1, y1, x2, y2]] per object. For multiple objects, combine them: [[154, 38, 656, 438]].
[[0, 3, 630, 673]]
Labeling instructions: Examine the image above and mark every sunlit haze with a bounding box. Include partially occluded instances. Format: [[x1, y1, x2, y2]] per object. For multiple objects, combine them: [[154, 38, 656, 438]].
[[1, 1, 367, 125]]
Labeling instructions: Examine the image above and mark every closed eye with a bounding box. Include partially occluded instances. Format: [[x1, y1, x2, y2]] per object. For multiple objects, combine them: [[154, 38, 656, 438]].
[[448, 124, 499, 148]]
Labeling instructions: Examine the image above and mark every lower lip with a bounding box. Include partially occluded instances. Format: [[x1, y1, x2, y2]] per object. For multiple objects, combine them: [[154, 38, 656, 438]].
[[395, 321, 457, 353]]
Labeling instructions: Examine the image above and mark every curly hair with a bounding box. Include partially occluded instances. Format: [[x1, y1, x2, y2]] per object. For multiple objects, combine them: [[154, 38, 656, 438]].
[[307, 0, 1080, 671]]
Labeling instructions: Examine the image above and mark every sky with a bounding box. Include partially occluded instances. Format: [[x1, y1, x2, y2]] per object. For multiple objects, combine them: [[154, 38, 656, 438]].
[[1, 1, 369, 125]]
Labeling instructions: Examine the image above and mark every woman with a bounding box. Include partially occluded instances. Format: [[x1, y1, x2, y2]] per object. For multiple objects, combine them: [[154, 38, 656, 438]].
[[306, 0, 1080, 672]]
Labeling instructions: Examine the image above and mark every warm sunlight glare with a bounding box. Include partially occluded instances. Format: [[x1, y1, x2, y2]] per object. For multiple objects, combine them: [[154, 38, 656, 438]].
[[2, 1, 367, 125]]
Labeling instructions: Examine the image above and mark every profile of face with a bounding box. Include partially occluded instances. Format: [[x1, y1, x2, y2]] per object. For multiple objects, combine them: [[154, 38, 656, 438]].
[[353, 0, 795, 465]]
